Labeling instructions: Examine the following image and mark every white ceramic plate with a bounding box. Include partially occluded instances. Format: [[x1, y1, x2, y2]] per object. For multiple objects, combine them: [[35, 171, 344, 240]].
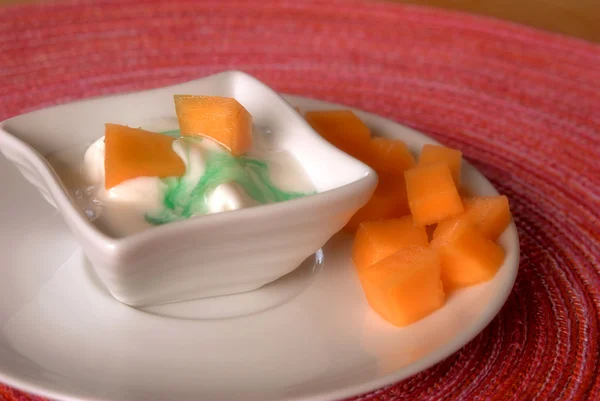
[[0, 94, 519, 401]]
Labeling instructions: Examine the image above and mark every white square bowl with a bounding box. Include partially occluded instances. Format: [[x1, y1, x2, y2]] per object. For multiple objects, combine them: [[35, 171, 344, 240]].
[[0, 71, 377, 307]]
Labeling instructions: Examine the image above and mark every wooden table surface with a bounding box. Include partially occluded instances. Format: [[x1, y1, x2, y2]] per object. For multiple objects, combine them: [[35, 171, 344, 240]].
[[1, 0, 599, 43], [392, 0, 600, 43]]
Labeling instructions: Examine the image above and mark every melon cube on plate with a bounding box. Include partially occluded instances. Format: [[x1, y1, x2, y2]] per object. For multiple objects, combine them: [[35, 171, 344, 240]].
[[377, 173, 411, 217], [344, 174, 410, 233], [344, 189, 397, 233], [404, 161, 464, 226], [367, 137, 416, 176], [358, 246, 445, 327], [352, 216, 429, 272], [419, 144, 463, 186], [305, 110, 371, 162], [104, 123, 186, 189], [461, 195, 511, 240], [432, 219, 505, 291], [174, 95, 253, 156]]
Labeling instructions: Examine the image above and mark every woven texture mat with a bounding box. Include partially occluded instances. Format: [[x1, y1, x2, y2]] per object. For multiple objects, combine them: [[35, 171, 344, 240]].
[[1, 0, 599, 400]]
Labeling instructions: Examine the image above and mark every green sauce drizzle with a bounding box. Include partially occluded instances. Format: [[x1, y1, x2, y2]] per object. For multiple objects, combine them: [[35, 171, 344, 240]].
[[145, 131, 309, 225], [161, 129, 184, 138]]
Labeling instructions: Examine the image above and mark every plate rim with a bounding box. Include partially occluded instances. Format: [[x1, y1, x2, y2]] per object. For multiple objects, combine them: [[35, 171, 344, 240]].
[[0, 92, 520, 401]]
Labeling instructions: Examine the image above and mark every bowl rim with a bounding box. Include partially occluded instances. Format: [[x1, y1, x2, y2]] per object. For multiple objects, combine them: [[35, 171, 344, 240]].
[[0, 70, 378, 256]]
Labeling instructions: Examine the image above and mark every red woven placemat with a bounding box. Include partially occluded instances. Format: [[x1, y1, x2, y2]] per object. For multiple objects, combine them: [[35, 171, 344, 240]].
[[1, 0, 599, 400]]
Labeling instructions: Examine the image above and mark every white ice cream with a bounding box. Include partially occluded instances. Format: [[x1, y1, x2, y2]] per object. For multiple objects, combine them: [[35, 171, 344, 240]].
[[45, 128, 314, 238], [82, 136, 253, 217]]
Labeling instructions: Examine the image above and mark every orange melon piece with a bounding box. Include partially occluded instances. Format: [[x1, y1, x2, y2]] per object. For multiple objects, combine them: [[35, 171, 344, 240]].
[[344, 189, 397, 233], [419, 144, 463, 186], [358, 246, 445, 327], [461, 196, 511, 240], [305, 110, 371, 162], [344, 174, 410, 233], [378, 173, 411, 217], [352, 216, 428, 272], [431, 219, 505, 291], [174, 95, 253, 156], [404, 161, 464, 226], [104, 124, 186, 189], [367, 137, 416, 176]]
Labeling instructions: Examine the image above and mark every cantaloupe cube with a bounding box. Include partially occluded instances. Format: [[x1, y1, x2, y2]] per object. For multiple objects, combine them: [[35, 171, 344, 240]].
[[358, 246, 445, 327], [378, 173, 411, 217], [367, 137, 416, 176], [174, 95, 253, 156], [352, 216, 428, 272], [344, 174, 410, 233], [431, 219, 505, 291], [305, 110, 371, 162], [104, 124, 186, 189], [419, 144, 462, 186], [461, 196, 511, 240], [404, 161, 464, 226], [344, 190, 396, 233]]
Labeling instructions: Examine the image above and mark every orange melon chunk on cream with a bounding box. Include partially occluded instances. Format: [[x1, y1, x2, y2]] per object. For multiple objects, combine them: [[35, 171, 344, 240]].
[[404, 161, 464, 226], [368, 137, 416, 176], [305, 110, 371, 162], [419, 144, 463, 186], [432, 219, 505, 291], [352, 216, 428, 272], [104, 124, 186, 189], [174, 95, 253, 156], [358, 246, 445, 327], [461, 196, 511, 240]]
